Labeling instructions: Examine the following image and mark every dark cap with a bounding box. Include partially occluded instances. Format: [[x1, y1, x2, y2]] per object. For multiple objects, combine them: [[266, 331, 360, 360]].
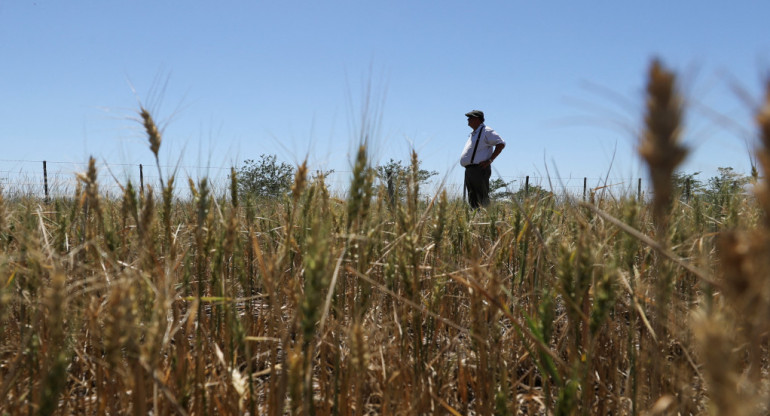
[[465, 110, 484, 119]]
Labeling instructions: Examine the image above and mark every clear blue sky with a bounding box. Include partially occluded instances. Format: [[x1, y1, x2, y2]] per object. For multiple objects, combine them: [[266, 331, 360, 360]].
[[1, 1, 769, 195]]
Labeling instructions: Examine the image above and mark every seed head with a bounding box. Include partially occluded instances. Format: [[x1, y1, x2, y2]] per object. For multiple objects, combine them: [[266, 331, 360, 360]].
[[140, 107, 162, 157], [638, 59, 687, 233]]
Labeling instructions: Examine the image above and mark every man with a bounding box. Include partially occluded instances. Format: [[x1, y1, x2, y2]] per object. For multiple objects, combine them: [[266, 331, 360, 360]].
[[459, 110, 506, 208]]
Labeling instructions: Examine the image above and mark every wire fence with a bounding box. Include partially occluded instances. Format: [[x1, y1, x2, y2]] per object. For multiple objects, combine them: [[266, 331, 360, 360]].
[[0, 158, 646, 201]]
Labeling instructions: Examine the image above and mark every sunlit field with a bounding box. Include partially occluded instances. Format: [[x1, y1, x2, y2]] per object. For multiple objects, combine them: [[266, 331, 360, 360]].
[[2, 61, 770, 415]]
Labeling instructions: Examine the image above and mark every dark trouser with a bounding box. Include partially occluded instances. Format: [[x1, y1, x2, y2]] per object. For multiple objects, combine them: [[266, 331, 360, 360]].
[[464, 164, 491, 208]]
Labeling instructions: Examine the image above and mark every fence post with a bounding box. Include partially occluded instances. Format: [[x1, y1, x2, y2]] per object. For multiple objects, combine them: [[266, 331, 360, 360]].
[[638, 178, 642, 201], [139, 164, 144, 194], [525, 175, 530, 197], [387, 175, 396, 206], [583, 177, 587, 201], [685, 178, 691, 202], [43, 160, 49, 203]]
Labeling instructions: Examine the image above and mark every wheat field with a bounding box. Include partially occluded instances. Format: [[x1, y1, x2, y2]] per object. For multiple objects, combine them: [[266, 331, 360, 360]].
[[2, 61, 770, 415]]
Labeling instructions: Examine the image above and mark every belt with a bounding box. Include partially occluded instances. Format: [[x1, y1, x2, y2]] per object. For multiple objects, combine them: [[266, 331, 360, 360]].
[[464, 163, 482, 168]]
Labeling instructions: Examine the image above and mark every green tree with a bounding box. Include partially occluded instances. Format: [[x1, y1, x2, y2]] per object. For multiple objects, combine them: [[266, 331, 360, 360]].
[[671, 168, 751, 204], [671, 171, 704, 201], [375, 158, 438, 201], [702, 167, 750, 209], [490, 177, 515, 200], [236, 154, 295, 199]]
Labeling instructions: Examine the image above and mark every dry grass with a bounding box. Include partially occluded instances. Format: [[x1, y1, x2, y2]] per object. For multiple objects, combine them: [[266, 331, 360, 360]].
[[2, 60, 770, 415]]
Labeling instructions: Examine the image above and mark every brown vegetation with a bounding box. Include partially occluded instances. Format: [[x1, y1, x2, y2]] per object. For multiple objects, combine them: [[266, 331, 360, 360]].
[[1, 60, 770, 415]]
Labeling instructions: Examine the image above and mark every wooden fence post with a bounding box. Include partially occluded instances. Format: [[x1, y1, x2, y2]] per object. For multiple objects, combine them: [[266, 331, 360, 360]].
[[638, 178, 642, 201], [43, 160, 49, 203], [525, 176, 530, 197], [140, 164, 144, 194], [583, 177, 587, 201]]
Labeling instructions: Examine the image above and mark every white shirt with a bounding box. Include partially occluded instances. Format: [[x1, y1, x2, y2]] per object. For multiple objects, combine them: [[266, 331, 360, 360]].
[[459, 124, 505, 167]]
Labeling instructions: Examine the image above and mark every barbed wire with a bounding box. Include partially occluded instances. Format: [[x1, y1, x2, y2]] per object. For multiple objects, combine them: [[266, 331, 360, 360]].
[[0, 158, 642, 180], [0, 157, 646, 199]]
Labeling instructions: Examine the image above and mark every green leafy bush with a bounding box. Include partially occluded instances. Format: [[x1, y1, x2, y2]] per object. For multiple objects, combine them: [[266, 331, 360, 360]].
[[236, 154, 295, 199]]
